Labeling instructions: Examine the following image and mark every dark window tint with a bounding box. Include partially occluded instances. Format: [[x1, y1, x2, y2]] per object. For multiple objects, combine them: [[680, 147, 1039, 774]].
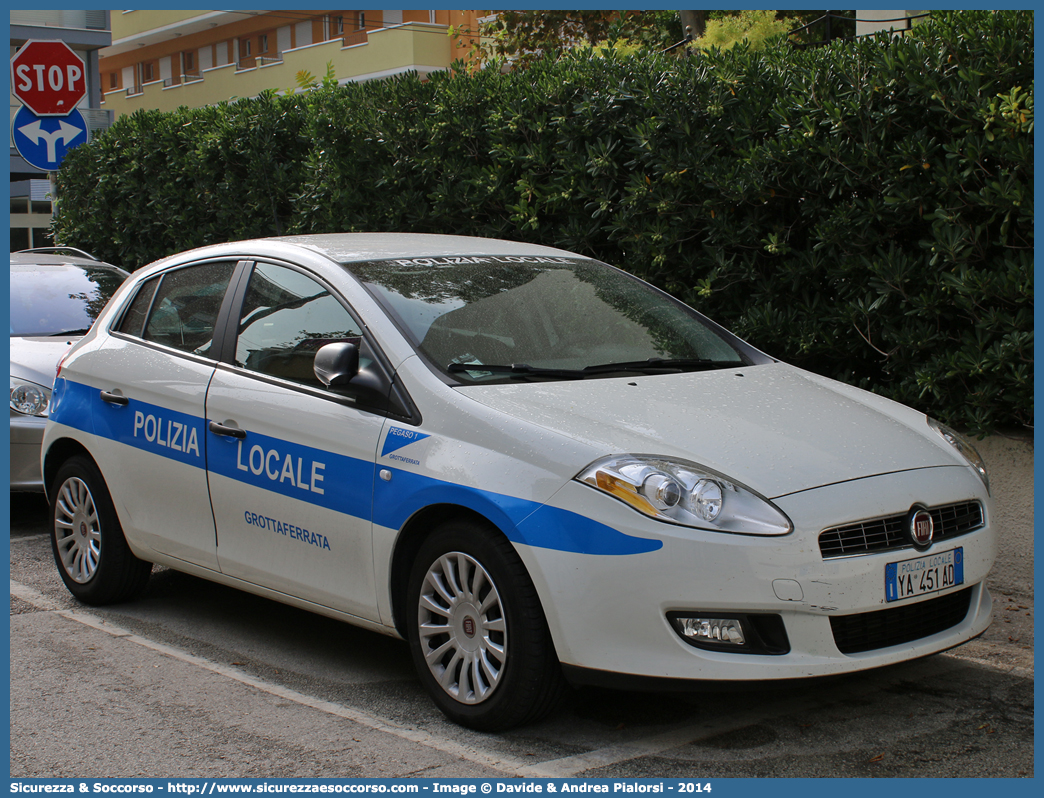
[[234, 262, 362, 389], [10, 264, 127, 337], [141, 261, 235, 356], [116, 276, 160, 337]]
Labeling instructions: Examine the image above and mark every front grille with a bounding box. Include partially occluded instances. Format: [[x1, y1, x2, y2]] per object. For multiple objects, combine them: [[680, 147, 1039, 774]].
[[830, 588, 972, 654], [819, 501, 983, 558]]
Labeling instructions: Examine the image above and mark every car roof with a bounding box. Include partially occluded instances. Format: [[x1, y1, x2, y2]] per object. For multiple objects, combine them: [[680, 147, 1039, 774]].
[[274, 233, 579, 262], [10, 250, 129, 276], [148, 233, 581, 270]]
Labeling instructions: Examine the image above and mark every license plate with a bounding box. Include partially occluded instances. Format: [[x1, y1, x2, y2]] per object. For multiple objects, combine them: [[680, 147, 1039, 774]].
[[885, 547, 964, 602]]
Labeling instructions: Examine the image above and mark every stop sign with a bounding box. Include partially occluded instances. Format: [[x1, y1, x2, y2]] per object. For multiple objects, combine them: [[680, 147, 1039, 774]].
[[11, 40, 87, 116]]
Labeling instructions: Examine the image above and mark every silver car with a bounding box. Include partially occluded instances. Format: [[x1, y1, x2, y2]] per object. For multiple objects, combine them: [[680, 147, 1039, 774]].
[[10, 248, 128, 490]]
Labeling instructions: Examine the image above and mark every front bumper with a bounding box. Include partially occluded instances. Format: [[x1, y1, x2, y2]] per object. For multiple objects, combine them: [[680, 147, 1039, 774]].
[[516, 465, 995, 682], [10, 411, 46, 490]]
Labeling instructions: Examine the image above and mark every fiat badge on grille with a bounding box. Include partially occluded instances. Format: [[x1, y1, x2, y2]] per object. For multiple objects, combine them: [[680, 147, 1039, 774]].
[[907, 505, 934, 549]]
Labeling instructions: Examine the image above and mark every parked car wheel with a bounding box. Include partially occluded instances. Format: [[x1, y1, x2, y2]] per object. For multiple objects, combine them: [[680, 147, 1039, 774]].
[[407, 520, 566, 730], [50, 456, 152, 604]]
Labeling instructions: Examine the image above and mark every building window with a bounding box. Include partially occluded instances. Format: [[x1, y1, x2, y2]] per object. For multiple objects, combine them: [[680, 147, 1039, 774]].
[[109, 72, 118, 89], [334, 15, 344, 35], [184, 50, 195, 72], [143, 62, 155, 82], [242, 38, 252, 56], [359, 13, 365, 31], [259, 34, 268, 53]]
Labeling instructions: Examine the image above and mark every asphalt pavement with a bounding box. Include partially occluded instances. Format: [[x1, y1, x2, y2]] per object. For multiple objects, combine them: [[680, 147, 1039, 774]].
[[8, 434, 1034, 780]]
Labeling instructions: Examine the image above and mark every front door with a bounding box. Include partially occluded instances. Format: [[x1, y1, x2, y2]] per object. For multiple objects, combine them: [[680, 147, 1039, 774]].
[[205, 261, 386, 619]]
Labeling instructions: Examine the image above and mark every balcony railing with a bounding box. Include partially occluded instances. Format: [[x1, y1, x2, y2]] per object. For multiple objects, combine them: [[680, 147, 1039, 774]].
[[238, 54, 284, 71], [162, 73, 204, 88]]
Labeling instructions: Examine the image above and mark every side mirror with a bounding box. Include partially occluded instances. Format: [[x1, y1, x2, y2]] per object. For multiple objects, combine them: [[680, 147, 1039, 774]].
[[314, 342, 359, 388]]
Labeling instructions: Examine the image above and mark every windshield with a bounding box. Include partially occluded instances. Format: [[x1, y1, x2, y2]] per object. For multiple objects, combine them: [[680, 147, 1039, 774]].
[[349, 255, 759, 383], [10, 264, 126, 337]]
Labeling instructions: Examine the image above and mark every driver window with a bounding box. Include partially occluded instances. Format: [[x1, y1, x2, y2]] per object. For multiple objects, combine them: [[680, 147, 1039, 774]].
[[234, 262, 363, 389]]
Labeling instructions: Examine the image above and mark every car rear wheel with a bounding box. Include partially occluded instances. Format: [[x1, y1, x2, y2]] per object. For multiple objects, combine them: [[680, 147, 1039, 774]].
[[406, 520, 566, 730], [50, 456, 151, 605]]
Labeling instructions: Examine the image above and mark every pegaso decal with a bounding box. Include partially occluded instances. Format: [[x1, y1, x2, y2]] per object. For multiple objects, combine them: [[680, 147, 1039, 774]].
[[381, 426, 430, 461]]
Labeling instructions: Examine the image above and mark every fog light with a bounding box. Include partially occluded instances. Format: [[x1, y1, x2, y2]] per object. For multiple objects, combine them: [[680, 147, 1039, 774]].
[[674, 616, 746, 646], [668, 612, 790, 655]]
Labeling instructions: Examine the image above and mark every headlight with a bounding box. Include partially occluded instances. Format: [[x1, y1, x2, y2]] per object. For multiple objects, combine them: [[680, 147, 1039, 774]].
[[928, 418, 990, 494], [10, 376, 51, 417], [576, 455, 792, 536]]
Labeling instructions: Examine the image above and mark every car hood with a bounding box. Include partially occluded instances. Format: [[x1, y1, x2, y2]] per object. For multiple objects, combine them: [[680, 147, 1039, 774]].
[[456, 362, 961, 498], [10, 336, 79, 387]]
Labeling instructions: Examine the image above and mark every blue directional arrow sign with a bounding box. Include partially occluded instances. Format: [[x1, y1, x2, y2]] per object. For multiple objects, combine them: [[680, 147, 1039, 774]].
[[12, 105, 90, 171]]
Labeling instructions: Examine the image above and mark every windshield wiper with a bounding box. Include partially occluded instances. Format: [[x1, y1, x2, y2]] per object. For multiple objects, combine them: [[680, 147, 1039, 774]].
[[581, 358, 747, 375], [447, 363, 586, 380], [48, 328, 91, 337], [447, 358, 747, 381]]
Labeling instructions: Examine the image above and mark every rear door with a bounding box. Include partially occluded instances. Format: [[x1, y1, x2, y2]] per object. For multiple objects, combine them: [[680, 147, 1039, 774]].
[[84, 259, 240, 569], [204, 260, 389, 619]]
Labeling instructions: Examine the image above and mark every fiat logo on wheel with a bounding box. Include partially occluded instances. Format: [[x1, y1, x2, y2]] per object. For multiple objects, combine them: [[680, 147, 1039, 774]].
[[462, 617, 476, 638], [907, 505, 934, 549]]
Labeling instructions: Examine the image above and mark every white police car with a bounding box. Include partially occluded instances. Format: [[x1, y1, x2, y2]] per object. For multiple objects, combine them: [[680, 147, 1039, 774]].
[[42, 234, 995, 730]]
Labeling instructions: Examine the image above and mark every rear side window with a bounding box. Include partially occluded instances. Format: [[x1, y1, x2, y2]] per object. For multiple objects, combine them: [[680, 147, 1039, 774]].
[[130, 261, 235, 356], [115, 276, 160, 337]]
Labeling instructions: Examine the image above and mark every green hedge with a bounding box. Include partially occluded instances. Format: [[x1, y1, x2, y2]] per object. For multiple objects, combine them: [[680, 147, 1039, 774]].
[[54, 10, 1032, 436]]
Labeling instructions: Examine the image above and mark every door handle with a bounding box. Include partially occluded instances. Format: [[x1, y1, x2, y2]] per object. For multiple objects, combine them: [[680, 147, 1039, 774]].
[[208, 420, 246, 439], [100, 390, 129, 406]]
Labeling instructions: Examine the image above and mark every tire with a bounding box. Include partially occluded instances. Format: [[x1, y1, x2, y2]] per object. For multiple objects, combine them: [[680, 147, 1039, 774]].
[[50, 455, 152, 605], [406, 519, 567, 731]]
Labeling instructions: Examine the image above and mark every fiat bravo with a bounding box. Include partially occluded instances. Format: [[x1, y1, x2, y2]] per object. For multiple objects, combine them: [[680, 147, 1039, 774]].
[[42, 234, 995, 730]]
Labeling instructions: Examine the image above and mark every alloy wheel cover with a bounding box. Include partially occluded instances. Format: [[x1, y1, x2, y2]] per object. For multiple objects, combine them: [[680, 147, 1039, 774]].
[[417, 551, 507, 704]]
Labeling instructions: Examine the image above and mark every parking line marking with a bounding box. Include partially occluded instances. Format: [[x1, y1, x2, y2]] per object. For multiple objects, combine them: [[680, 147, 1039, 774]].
[[514, 723, 748, 777], [11, 579, 1033, 778], [9, 580, 530, 775], [943, 651, 1034, 677]]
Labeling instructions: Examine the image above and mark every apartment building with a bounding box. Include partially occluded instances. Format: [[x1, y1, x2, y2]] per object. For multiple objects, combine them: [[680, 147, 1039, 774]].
[[100, 10, 490, 117]]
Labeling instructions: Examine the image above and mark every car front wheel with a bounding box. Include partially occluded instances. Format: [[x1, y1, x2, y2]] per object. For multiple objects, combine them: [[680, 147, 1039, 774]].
[[50, 455, 152, 605], [406, 520, 565, 730]]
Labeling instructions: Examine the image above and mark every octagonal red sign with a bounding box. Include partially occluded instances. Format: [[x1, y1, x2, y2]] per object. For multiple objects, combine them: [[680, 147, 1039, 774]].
[[11, 40, 87, 116]]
